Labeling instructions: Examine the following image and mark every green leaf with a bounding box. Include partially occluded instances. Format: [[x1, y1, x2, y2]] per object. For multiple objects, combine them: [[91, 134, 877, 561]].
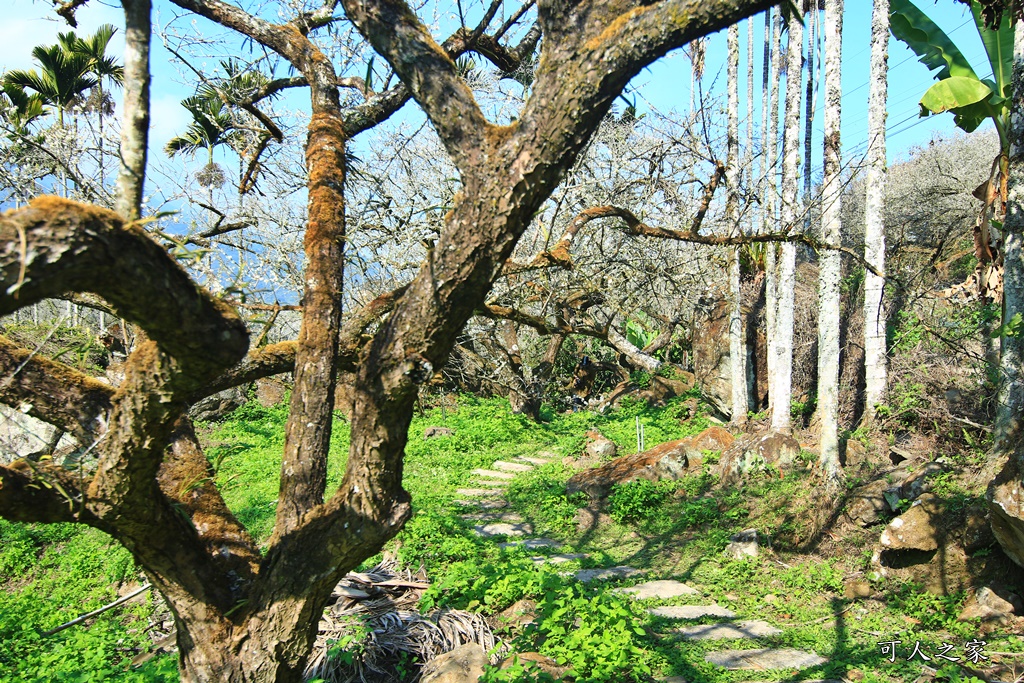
[[920, 76, 992, 115], [889, 0, 978, 80], [972, 1, 1013, 99]]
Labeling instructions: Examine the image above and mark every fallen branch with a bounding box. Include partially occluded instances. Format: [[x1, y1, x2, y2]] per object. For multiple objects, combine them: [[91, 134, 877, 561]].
[[42, 584, 152, 637]]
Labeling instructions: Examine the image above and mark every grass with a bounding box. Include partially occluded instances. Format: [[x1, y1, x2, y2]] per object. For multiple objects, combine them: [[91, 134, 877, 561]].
[[2, 393, 1023, 682]]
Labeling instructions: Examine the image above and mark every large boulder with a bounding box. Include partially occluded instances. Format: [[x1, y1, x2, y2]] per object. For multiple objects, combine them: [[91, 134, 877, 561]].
[[420, 643, 487, 683], [880, 495, 943, 552], [988, 454, 1024, 569], [566, 426, 734, 500], [0, 404, 74, 464], [957, 586, 1022, 624], [899, 462, 945, 501], [714, 431, 800, 485], [845, 477, 901, 527]]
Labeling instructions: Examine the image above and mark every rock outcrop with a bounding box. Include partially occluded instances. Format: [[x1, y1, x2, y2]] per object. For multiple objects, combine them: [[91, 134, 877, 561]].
[[566, 426, 734, 500], [714, 431, 800, 485], [988, 454, 1024, 569], [880, 495, 943, 553]]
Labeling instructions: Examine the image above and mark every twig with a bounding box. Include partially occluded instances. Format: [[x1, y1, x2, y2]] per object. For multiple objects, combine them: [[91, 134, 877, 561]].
[[41, 584, 152, 637]]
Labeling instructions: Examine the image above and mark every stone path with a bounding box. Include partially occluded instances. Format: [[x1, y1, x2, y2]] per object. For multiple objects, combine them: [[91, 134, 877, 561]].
[[617, 579, 830, 681], [456, 451, 608, 571], [456, 449, 831, 682]]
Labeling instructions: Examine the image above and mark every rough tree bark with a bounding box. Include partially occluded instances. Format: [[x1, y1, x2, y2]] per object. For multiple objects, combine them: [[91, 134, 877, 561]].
[[815, 0, 843, 480], [771, 5, 802, 433], [988, 16, 1024, 570], [863, 0, 889, 422], [728, 22, 748, 424], [0, 0, 775, 680], [764, 7, 782, 412]]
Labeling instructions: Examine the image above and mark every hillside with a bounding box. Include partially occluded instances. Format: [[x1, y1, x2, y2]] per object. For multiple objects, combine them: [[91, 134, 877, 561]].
[[2, 393, 1021, 683]]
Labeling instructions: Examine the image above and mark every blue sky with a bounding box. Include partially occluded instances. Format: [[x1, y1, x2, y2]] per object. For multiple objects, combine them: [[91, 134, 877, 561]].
[[627, 1, 995, 172], [0, 1, 995, 180]]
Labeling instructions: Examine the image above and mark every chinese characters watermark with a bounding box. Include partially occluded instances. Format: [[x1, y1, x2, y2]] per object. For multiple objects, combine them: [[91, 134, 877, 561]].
[[877, 640, 989, 664]]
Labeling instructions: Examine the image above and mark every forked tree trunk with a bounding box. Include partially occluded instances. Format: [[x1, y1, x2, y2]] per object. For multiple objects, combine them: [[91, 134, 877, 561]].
[[771, 6, 802, 433], [0, 2, 778, 682], [863, 0, 889, 421], [816, 0, 843, 479]]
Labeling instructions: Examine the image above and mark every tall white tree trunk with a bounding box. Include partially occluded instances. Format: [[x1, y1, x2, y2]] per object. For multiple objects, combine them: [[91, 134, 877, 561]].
[[994, 20, 1024, 454], [747, 15, 755, 220], [772, 6, 803, 433], [764, 9, 783, 413], [863, 0, 889, 421], [728, 23, 747, 425], [803, 0, 819, 223], [816, 0, 844, 480]]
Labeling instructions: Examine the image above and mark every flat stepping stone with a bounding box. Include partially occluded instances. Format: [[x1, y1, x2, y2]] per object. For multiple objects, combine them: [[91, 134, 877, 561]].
[[676, 620, 782, 640], [471, 469, 516, 480], [454, 498, 508, 510], [474, 522, 533, 538], [705, 648, 827, 670], [456, 488, 505, 497], [574, 566, 643, 582], [517, 456, 556, 465], [474, 479, 511, 488], [493, 461, 533, 472], [650, 604, 737, 620], [533, 553, 588, 565], [536, 451, 559, 458], [616, 580, 699, 600], [498, 538, 561, 550], [460, 512, 523, 523]]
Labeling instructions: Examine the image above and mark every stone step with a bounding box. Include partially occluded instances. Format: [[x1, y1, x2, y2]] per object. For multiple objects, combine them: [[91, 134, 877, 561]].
[[471, 469, 516, 480], [473, 479, 511, 488], [705, 648, 827, 670], [461, 512, 524, 523], [649, 604, 736, 620], [455, 488, 506, 498], [474, 522, 533, 538], [616, 580, 699, 600], [535, 450, 560, 459], [533, 553, 588, 565], [498, 538, 561, 550], [676, 620, 782, 641], [453, 498, 508, 510], [574, 566, 643, 582], [493, 461, 534, 472], [517, 456, 556, 465]]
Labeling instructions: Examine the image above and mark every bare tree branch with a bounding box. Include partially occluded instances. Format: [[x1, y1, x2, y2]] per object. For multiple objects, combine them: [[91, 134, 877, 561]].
[[340, 0, 495, 173], [0, 336, 112, 441]]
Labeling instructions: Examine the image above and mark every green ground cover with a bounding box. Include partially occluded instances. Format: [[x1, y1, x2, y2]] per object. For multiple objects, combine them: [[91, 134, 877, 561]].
[[1, 394, 1021, 682]]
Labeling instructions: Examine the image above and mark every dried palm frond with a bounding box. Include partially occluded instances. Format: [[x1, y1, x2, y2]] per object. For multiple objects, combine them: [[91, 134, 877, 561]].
[[304, 556, 506, 683]]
